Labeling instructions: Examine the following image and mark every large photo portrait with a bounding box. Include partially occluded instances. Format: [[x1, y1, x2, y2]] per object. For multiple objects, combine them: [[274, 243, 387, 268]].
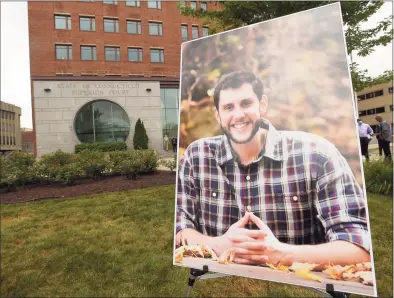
[[173, 3, 376, 297]]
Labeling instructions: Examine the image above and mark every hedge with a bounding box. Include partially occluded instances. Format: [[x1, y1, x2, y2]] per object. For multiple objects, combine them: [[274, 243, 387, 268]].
[[75, 142, 127, 153], [0, 148, 158, 191], [363, 159, 393, 196]]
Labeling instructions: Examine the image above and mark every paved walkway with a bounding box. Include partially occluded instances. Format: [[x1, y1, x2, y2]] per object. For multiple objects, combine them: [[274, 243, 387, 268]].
[[157, 150, 177, 171]]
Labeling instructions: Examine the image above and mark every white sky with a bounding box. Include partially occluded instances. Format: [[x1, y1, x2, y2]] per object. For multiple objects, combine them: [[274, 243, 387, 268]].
[[1, 1, 393, 129]]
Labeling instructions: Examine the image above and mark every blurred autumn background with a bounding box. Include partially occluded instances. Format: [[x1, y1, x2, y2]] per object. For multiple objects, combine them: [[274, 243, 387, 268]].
[[178, 4, 363, 184]]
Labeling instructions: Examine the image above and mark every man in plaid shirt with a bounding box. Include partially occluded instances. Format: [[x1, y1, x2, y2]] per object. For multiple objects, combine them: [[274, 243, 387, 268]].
[[176, 71, 370, 268]]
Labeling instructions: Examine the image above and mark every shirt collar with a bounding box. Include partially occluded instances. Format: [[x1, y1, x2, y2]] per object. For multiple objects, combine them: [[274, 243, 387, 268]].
[[215, 119, 286, 166]]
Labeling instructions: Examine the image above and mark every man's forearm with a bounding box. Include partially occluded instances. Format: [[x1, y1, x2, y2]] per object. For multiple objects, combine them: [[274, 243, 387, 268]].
[[176, 228, 215, 247], [281, 240, 370, 270]]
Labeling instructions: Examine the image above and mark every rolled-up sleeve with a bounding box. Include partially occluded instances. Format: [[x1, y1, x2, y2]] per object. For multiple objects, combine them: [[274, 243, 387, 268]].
[[316, 147, 370, 252], [176, 150, 198, 234]]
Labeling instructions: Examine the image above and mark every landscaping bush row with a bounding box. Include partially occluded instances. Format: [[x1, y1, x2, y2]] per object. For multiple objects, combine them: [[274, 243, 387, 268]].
[[0, 149, 158, 191], [363, 159, 393, 196], [75, 142, 127, 153]]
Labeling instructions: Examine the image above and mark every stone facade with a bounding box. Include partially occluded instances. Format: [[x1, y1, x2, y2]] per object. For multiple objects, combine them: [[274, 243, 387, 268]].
[[33, 80, 162, 156], [0, 101, 22, 152]]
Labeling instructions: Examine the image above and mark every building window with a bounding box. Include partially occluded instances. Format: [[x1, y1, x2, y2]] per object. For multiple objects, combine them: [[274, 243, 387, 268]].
[[179, 0, 185, 8], [11, 112, 15, 120], [150, 48, 164, 63], [202, 27, 208, 37], [374, 90, 384, 97], [81, 46, 97, 60], [358, 110, 367, 117], [357, 94, 366, 101], [128, 47, 143, 62], [192, 26, 198, 39], [104, 18, 119, 33], [126, 1, 140, 6], [201, 1, 207, 11], [127, 20, 141, 34], [149, 22, 163, 36], [74, 100, 130, 143], [80, 0, 94, 2], [105, 46, 120, 61], [54, 14, 71, 30], [161, 88, 179, 139], [181, 25, 188, 41], [190, 1, 197, 9], [375, 106, 385, 114], [55, 44, 72, 60], [366, 108, 375, 115], [365, 92, 374, 99], [148, 0, 161, 9], [103, 0, 117, 4], [13, 137, 15, 145], [80, 16, 96, 31], [389, 87, 393, 94]]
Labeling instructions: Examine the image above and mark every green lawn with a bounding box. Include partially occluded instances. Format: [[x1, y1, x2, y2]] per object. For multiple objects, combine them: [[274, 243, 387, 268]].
[[1, 186, 392, 297]]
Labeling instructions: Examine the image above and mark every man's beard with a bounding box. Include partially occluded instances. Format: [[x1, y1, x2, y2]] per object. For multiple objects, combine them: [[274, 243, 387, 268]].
[[221, 118, 262, 144]]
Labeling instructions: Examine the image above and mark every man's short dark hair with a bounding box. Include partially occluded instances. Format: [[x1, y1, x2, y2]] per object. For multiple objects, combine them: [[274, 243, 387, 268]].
[[213, 71, 264, 110]]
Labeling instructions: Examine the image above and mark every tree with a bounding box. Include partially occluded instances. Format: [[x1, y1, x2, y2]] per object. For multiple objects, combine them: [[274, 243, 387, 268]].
[[179, 1, 393, 92], [133, 119, 149, 150]]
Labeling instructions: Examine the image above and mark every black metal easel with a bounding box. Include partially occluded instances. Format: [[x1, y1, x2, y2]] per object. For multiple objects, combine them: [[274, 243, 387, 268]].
[[185, 266, 350, 298]]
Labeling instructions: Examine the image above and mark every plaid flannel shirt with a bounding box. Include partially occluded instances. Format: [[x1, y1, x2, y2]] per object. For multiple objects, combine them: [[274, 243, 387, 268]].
[[176, 122, 370, 252]]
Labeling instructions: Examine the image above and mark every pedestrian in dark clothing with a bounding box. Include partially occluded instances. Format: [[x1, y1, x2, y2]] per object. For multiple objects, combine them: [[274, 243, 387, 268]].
[[375, 115, 392, 161], [172, 137, 177, 153], [375, 125, 384, 156]]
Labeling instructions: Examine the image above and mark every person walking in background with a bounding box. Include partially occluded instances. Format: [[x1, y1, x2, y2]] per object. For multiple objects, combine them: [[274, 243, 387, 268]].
[[172, 137, 177, 153], [163, 135, 169, 151], [375, 115, 392, 161], [375, 124, 384, 157], [357, 119, 373, 161]]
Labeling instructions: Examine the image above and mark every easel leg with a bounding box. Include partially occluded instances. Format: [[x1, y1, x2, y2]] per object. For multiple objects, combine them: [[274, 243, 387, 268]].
[[326, 284, 351, 298], [185, 266, 208, 298]]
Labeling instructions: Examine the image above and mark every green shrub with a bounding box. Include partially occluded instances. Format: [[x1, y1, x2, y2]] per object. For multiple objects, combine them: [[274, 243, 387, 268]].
[[139, 149, 158, 173], [109, 151, 128, 174], [133, 119, 149, 150], [0, 156, 18, 191], [76, 150, 110, 179], [363, 159, 393, 196], [39, 150, 73, 166], [119, 153, 144, 180], [55, 163, 84, 186], [75, 142, 127, 153], [113, 149, 157, 179], [0, 152, 37, 190], [37, 150, 82, 185], [160, 157, 177, 172]]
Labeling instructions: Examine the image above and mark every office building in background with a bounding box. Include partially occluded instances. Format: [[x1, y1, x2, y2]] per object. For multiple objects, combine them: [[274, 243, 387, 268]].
[[0, 101, 22, 153], [357, 81, 393, 132], [28, 0, 213, 156]]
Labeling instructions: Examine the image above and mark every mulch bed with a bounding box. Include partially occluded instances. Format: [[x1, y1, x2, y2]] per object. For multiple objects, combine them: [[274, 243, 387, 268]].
[[0, 171, 176, 204]]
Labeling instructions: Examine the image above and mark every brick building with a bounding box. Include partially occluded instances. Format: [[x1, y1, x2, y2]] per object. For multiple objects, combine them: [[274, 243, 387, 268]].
[[28, 0, 214, 156]]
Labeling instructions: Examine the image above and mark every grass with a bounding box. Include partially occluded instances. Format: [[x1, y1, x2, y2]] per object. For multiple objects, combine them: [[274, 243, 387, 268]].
[[1, 186, 392, 297]]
